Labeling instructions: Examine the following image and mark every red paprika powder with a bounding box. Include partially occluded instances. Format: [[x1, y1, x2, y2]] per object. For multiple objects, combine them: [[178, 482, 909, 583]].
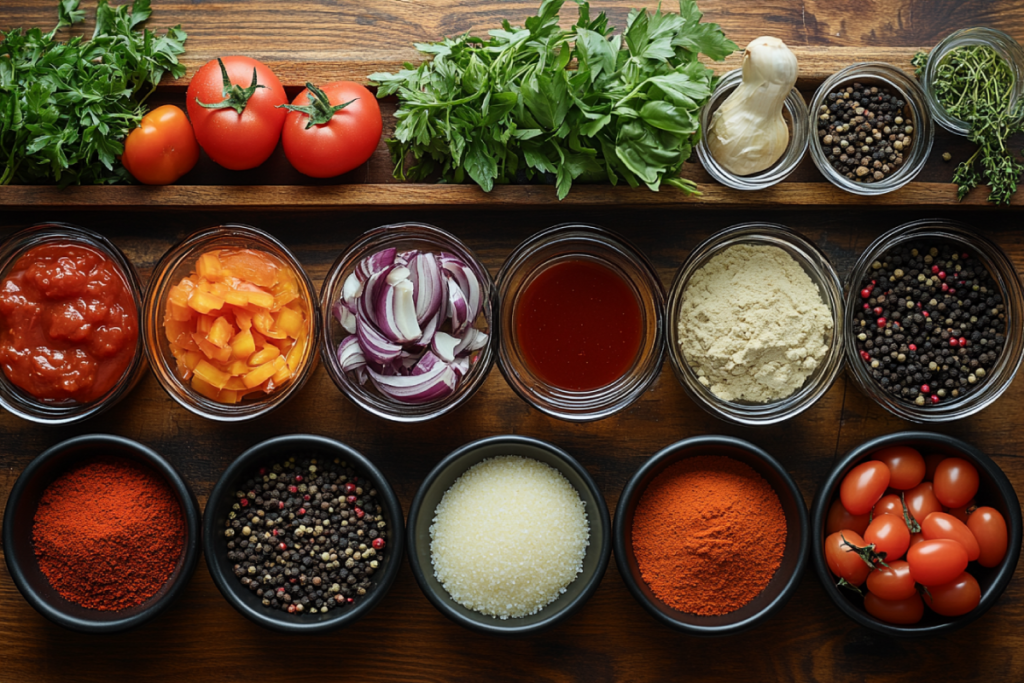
[[33, 457, 184, 611], [632, 455, 786, 616]]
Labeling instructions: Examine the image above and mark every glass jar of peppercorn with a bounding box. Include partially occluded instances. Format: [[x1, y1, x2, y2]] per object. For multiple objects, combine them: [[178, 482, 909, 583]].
[[844, 219, 1024, 422], [808, 63, 934, 196]]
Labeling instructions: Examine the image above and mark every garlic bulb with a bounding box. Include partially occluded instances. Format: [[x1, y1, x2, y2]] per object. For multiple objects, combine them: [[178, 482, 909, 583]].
[[707, 37, 799, 176]]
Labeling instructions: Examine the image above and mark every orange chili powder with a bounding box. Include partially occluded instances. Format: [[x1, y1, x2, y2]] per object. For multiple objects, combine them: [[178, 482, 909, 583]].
[[631, 455, 786, 616]]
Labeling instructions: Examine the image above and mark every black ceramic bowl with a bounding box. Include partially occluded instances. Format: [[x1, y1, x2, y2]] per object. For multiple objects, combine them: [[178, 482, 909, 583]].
[[203, 434, 404, 633], [2, 434, 201, 634], [811, 431, 1022, 636], [407, 435, 611, 636], [614, 436, 808, 636]]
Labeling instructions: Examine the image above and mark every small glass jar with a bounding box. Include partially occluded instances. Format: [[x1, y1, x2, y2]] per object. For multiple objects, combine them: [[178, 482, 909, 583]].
[[667, 223, 845, 426], [144, 225, 320, 422], [923, 27, 1024, 136], [320, 223, 496, 423], [844, 219, 1024, 423], [696, 68, 810, 190], [808, 63, 934, 195], [497, 224, 665, 422], [0, 223, 147, 424]]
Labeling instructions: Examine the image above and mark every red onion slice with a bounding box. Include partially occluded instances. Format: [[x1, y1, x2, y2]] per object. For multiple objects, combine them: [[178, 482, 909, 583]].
[[451, 328, 488, 357], [451, 356, 471, 379], [439, 254, 483, 327], [446, 279, 471, 335], [357, 316, 402, 366], [342, 272, 363, 306], [431, 331, 460, 362], [337, 335, 366, 373], [376, 277, 421, 343], [367, 361, 457, 403], [408, 253, 444, 325], [357, 247, 396, 281]]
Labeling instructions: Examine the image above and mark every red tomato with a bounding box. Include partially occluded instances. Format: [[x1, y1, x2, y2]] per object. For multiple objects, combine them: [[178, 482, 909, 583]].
[[873, 493, 906, 519], [840, 461, 891, 516], [866, 560, 916, 601], [909, 532, 926, 550], [905, 481, 943, 524], [921, 512, 981, 562], [923, 571, 981, 617], [948, 499, 976, 524], [281, 81, 382, 178], [121, 105, 199, 185], [933, 458, 980, 509], [824, 530, 872, 586], [967, 506, 1009, 568], [924, 453, 947, 481], [826, 498, 870, 536], [864, 513, 911, 562], [907, 538, 968, 586], [186, 56, 288, 170], [864, 592, 924, 625], [872, 446, 925, 490]]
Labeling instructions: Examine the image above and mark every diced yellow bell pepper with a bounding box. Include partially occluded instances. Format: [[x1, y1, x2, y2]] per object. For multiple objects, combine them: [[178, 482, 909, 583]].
[[168, 301, 192, 322], [188, 289, 225, 315], [191, 375, 222, 401], [243, 355, 286, 389], [274, 305, 305, 339], [197, 314, 214, 335], [253, 311, 286, 339], [185, 350, 203, 371], [270, 362, 293, 386], [193, 333, 232, 363], [224, 376, 248, 392], [245, 290, 276, 310], [194, 359, 233, 390], [165, 319, 192, 346], [208, 316, 234, 348], [286, 334, 307, 372], [248, 344, 281, 367], [229, 328, 256, 360], [218, 389, 241, 404]]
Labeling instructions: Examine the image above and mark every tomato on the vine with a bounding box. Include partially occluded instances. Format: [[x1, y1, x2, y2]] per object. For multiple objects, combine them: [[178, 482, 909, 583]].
[[186, 56, 288, 170], [923, 571, 981, 617], [872, 446, 925, 490], [824, 530, 873, 586], [933, 457, 980, 509], [907, 538, 968, 586], [864, 592, 924, 625], [864, 513, 911, 562], [121, 105, 199, 185], [967, 506, 1009, 568], [866, 560, 916, 601], [921, 512, 980, 562], [826, 498, 870, 536], [840, 461, 891, 516]]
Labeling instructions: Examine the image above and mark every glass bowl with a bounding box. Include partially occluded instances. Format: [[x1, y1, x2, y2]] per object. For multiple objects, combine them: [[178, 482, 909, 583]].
[[808, 63, 934, 195], [144, 224, 320, 422], [496, 224, 665, 422], [667, 223, 845, 426], [320, 222, 496, 423], [922, 27, 1024, 136], [697, 68, 810, 190], [843, 219, 1024, 423], [0, 223, 147, 424]]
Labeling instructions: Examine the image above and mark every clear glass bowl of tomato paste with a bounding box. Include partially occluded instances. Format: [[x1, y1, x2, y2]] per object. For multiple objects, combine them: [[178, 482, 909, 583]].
[[0, 223, 147, 424], [497, 224, 666, 422], [143, 225, 320, 422]]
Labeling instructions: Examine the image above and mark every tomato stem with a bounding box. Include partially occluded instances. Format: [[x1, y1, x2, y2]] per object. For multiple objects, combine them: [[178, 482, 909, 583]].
[[900, 492, 922, 534], [836, 577, 864, 596], [840, 532, 890, 570], [194, 58, 265, 115], [277, 82, 358, 128]]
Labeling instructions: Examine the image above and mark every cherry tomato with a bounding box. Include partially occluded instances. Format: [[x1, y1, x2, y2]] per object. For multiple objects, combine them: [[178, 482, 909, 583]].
[[874, 493, 906, 519], [864, 513, 911, 562], [824, 530, 872, 586], [281, 81, 382, 178], [840, 461, 891, 516], [866, 560, 916, 601], [933, 458, 979, 509], [967, 506, 1009, 568], [121, 105, 199, 185], [921, 512, 980, 562], [826, 498, 870, 535], [909, 532, 926, 550], [872, 446, 925, 490], [905, 481, 943, 524], [186, 56, 288, 170], [907, 538, 968, 586], [864, 592, 924, 625], [923, 571, 981, 617], [924, 453, 947, 481], [948, 500, 976, 524]]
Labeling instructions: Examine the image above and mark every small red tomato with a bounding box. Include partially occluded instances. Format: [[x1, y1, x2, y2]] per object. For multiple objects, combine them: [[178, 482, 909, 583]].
[[281, 81, 382, 178], [908, 538, 969, 586], [826, 498, 870, 536], [866, 560, 916, 601], [921, 512, 981, 562], [967, 506, 1009, 568], [873, 493, 906, 519], [923, 453, 947, 481], [121, 105, 199, 185], [864, 592, 924, 625], [905, 481, 943, 524], [947, 499, 976, 524], [841, 461, 891, 516], [908, 532, 926, 550], [923, 571, 981, 617], [864, 513, 911, 562], [933, 458, 979, 509], [872, 446, 925, 490], [824, 530, 873, 586]]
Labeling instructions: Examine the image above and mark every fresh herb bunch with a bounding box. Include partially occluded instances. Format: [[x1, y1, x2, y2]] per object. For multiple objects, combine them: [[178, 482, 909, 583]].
[[0, 0, 187, 186], [914, 46, 1024, 204], [370, 0, 736, 199]]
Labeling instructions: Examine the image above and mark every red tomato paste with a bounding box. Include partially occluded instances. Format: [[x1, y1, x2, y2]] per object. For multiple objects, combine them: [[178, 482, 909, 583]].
[[514, 259, 643, 391], [0, 243, 138, 403]]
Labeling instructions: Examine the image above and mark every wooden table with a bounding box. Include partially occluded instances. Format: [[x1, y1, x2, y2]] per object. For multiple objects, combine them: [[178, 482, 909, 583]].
[[2, 2, 1024, 681]]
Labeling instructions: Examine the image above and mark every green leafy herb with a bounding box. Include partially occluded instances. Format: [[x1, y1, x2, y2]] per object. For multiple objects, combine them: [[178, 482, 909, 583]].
[[370, 0, 736, 199], [0, 0, 187, 187], [915, 46, 1024, 204]]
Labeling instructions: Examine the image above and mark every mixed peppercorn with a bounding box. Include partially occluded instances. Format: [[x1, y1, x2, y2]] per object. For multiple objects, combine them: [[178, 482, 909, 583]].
[[817, 82, 914, 183], [853, 243, 1006, 406], [225, 455, 388, 614]]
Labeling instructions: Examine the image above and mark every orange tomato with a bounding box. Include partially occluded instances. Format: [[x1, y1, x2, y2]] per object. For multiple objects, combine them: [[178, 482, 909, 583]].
[[122, 105, 199, 185]]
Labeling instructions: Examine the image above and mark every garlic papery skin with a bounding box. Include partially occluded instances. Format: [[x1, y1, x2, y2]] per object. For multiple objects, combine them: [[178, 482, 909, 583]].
[[707, 37, 799, 176]]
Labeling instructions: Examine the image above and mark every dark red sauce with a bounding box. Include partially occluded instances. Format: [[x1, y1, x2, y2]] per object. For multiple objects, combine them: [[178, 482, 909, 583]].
[[514, 259, 643, 391]]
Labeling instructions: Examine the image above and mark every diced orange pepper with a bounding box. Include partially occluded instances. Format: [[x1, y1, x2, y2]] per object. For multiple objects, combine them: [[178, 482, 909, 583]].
[[229, 328, 256, 360], [245, 290, 276, 310], [248, 344, 281, 366], [221, 251, 279, 288], [243, 355, 286, 389], [253, 311, 285, 339], [218, 389, 241, 404], [274, 305, 305, 339], [185, 350, 203, 371], [287, 334, 307, 372], [271, 362, 293, 386], [188, 289, 225, 315], [273, 290, 298, 310], [165, 319, 192, 347], [197, 314, 214, 335], [191, 375, 222, 401], [224, 376, 248, 392], [192, 333, 232, 363], [208, 316, 234, 348], [168, 301, 192, 322], [196, 252, 223, 281], [194, 359, 232, 390]]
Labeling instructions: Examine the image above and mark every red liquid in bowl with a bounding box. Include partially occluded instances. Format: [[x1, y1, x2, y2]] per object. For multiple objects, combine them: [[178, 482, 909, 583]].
[[514, 259, 642, 391]]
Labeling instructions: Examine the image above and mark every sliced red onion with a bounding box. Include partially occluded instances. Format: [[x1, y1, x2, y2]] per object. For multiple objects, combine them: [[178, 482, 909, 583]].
[[451, 356, 471, 379], [342, 272, 363, 305], [412, 350, 444, 375], [452, 328, 488, 357], [376, 277, 421, 343], [414, 305, 443, 348], [355, 367, 368, 385], [359, 269, 389, 328], [357, 316, 402, 366], [431, 331, 460, 362], [408, 253, 444, 325], [446, 279, 470, 335], [337, 335, 366, 373], [356, 247, 396, 281], [439, 253, 483, 326], [399, 350, 419, 370], [367, 361, 457, 403]]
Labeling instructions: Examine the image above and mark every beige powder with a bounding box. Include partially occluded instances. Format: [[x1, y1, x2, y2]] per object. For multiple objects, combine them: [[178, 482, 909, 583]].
[[678, 244, 832, 403]]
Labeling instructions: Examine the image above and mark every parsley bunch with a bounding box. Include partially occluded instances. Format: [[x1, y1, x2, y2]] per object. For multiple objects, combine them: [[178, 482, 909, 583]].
[[371, 0, 736, 199], [0, 0, 187, 186]]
